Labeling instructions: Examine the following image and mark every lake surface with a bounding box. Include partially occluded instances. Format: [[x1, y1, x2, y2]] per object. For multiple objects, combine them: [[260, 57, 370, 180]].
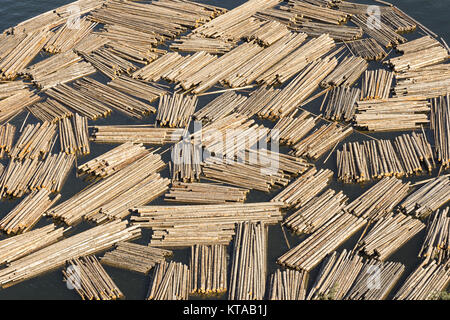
[[0, 0, 448, 299]]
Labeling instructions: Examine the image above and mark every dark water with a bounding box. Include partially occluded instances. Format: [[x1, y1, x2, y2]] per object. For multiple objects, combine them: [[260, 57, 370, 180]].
[[0, 0, 448, 299]]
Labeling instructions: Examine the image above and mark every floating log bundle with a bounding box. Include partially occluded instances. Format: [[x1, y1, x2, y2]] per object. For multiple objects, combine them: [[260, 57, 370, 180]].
[[259, 57, 338, 118], [171, 141, 202, 182], [323, 86, 360, 121], [0, 29, 50, 80], [101, 242, 172, 274], [288, 1, 349, 25], [132, 202, 284, 247], [283, 189, 348, 234], [307, 250, 365, 300], [229, 222, 267, 300], [355, 96, 430, 131], [0, 220, 140, 289], [44, 17, 97, 53], [235, 86, 278, 118], [337, 133, 434, 183], [394, 65, 450, 98], [194, 91, 247, 123], [278, 211, 367, 271], [0, 90, 41, 124], [59, 114, 90, 155], [399, 176, 450, 219], [385, 37, 449, 72], [10, 121, 57, 160], [27, 99, 73, 123], [343, 260, 405, 300], [361, 69, 393, 101], [95, 24, 160, 48], [193, 0, 280, 40], [78, 142, 148, 178], [272, 168, 333, 208], [245, 19, 290, 46], [202, 156, 289, 192], [165, 181, 249, 204], [170, 36, 235, 54], [356, 212, 425, 261], [147, 260, 190, 300], [419, 207, 450, 264], [133, 52, 185, 82], [346, 38, 388, 61], [431, 96, 450, 168], [393, 260, 450, 300], [350, 14, 406, 48], [73, 33, 110, 54], [90, 125, 184, 145], [344, 177, 410, 221], [0, 224, 64, 265], [321, 55, 368, 88], [156, 93, 197, 127], [0, 123, 15, 158], [291, 21, 362, 41], [108, 76, 167, 103], [290, 123, 352, 159], [0, 80, 30, 99], [0, 189, 60, 234], [268, 268, 307, 300], [102, 40, 163, 65], [190, 244, 228, 295], [63, 255, 123, 300], [271, 111, 319, 146], [47, 151, 166, 225], [0, 153, 75, 197]]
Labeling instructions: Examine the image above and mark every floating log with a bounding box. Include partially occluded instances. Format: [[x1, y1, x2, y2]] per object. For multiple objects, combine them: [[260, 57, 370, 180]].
[[337, 132, 434, 183], [355, 96, 430, 131], [0, 220, 140, 289], [190, 244, 227, 295], [343, 260, 405, 300], [278, 211, 367, 271], [307, 250, 365, 300], [77, 142, 148, 178], [147, 260, 190, 300], [9, 121, 57, 160], [0, 153, 75, 197], [47, 151, 166, 225], [131, 202, 284, 247], [90, 125, 184, 145], [393, 260, 450, 300], [165, 182, 249, 204], [399, 176, 450, 219], [156, 93, 197, 127], [268, 268, 308, 300], [323, 86, 360, 121], [229, 222, 267, 300], [63, 255, 123, 300], [346, 38, 387, 61], [283, 189, 348, 234], [272, 168, 333, 208], [0, 123, 15, 158], [419, 207, 450, 264], [101, 242, 172, 274], [0, 189, 60, 234], [344, 176, 410, 221], [0, 224, 64, 265], [356, 212, 425, 261]]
